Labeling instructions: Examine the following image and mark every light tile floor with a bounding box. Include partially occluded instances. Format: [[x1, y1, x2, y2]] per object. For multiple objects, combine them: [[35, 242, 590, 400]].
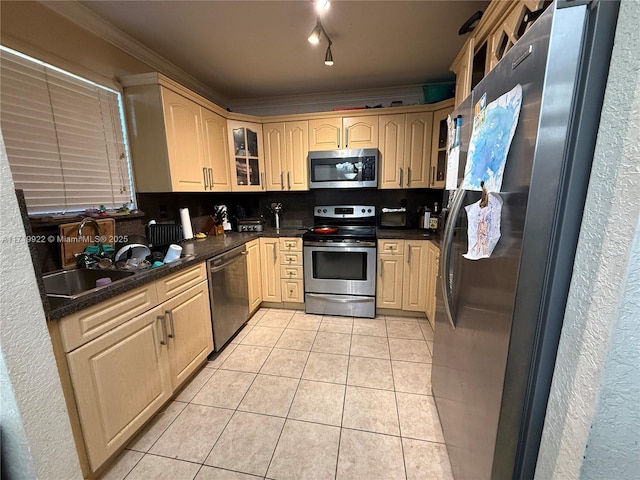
[[99, 308, 453, 480]]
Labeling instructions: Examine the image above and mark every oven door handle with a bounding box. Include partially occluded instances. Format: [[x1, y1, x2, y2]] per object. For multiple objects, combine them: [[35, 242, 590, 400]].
[[303, 241, 376, 248], [306, 293, 373, 304]]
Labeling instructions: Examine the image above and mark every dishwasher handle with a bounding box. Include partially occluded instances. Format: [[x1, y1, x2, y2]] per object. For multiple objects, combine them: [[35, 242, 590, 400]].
[[208, 245, 247, 273]]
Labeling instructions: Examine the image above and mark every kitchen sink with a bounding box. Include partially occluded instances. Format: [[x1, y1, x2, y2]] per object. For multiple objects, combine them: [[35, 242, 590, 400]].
[[43, 268, 136, 299]]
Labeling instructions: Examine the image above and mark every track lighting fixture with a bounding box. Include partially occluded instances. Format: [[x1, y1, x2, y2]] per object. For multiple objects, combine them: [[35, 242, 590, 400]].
[[307, 19, 334, 66], [324, 43, 334, 66], [314, 0, 330, 14]]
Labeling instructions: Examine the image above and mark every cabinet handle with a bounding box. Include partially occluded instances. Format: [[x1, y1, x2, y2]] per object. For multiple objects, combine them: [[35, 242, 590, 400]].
[[337, 129, 340, 148], [209, 168, 214, 189], [431, 166, 435, 186], [399, 168, 403, 187], [407, 247, 412, 264], [345, 128, 349, 147], [287, 172, 291, 190], [261, 172, 265, 190], [407, 167, 411, 186], [165, 310, 175, 338], [273, 245, 277, 261], [379, 258, 383, 277], [203, 167, 208, 189], [158, 315, 168, 345], [280, 172, 284, 190]]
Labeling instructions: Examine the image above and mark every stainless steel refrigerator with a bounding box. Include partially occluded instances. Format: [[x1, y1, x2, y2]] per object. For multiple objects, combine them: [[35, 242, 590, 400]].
[[431, 1, 620, 479]]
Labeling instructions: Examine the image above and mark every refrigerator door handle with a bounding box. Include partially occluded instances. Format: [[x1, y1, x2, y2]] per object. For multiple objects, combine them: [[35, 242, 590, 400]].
[[441, 188, 466, 329]]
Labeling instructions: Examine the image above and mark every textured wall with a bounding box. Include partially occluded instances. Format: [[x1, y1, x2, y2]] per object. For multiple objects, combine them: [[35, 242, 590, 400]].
[[0, 132, 82, 478], [535, 0, 640, 477]]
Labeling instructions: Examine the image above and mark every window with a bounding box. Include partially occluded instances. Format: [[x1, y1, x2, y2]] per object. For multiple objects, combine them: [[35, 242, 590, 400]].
[[0, 46, 135, 215]]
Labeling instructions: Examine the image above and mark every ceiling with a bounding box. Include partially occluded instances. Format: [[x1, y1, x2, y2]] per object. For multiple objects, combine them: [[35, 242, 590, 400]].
[[79, 1, 488, 103]]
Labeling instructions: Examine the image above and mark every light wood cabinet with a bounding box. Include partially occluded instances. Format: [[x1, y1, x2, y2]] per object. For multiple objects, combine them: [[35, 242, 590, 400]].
[[67, 306, 172, 471], [430, 106, 454, 189], [246, 239, 262, 313], [377, 239, 430, 313], [201, 107, 232, 191], [379, 112, 433, 189], [260, 237, 281, 302], [279, 237, 303, 303], [425, 241, 440, 329], [451, 38, 474, 108], [227, 120, 265, 191], [162, 281, 213, 390], [402, 241, 429, 312], [309, 115, 378, 150], [123, 83, 230, 192], [52, 263, 214, 474], [264, 121, 309, 191]]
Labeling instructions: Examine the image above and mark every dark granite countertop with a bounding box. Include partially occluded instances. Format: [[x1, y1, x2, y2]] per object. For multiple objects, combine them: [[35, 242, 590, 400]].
[[45, 226, 438, 321], [45, 228, 308, 321], [376, 228, 442, 245]]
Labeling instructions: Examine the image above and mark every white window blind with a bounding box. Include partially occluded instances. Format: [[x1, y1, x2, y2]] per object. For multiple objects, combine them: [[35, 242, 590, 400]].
[[0, 46, 134, 214]]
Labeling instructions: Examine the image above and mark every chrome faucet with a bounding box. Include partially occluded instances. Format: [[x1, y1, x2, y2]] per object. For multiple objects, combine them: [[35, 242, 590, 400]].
[[78, 217, 104, 255]]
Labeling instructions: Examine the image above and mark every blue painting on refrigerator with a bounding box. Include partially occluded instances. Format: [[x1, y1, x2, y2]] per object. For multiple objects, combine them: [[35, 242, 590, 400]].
[[461, 84, 523, 192]]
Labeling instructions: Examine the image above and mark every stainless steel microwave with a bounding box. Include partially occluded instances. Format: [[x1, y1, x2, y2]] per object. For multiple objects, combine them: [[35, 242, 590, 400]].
[[308, 148, 378, 189]]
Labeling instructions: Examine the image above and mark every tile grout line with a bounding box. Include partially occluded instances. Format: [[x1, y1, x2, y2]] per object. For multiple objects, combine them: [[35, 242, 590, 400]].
[[262, 312, 323, 478], [334, 315, 355, 480], [386, 316, 409, 480]]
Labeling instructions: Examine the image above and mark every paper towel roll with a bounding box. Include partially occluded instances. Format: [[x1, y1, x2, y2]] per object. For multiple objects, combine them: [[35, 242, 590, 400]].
[[179, 207, 194, 240]]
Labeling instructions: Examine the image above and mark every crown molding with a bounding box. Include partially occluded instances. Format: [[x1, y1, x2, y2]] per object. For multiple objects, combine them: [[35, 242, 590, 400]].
[[39, 0, 229, 106]]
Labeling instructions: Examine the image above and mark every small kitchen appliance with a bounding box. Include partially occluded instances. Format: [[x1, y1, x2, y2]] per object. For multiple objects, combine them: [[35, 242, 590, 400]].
[[379, 207, 408, 228], [308, 149, 378, 189], [303, 205, 377, 318], [236, 218, 264, 232]]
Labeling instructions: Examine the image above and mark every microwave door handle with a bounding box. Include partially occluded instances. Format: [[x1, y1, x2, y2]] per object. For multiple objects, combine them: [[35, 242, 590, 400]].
[[441, 187, 465, 329]]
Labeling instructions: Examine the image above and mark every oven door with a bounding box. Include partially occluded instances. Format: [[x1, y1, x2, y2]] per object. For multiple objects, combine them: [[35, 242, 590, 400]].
[[303, 242, 376, 296]]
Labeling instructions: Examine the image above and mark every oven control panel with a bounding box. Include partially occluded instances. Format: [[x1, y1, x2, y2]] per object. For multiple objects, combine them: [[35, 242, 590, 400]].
[[314, 205, 375, 219]]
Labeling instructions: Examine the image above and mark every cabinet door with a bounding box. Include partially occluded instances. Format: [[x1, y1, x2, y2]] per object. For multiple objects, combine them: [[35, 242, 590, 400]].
[[260, 238, 281, 302], [246, 239, 262, 313], [228, 120, 265, 191], [285, 120, 309, 191], [67, 307, 171, 471], [161, 88, 205, 191], [308, 117, 342, 150], [378, 114, 406, 190], [425, 242, 440, 329], [430, 107, 453, 189], [377, 254, 404, 310], [402, 241, 428, 312], [343, 116, 378, 149], [201, 107, 232, 191], [404, 112, 433, 189], [451, 37, 474, 108], [163, 281, 213, 390], [264, 122, 286, 191]]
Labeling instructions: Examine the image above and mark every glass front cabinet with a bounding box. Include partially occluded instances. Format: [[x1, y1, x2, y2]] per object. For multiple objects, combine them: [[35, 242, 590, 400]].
[[227, 120, 265, 191]]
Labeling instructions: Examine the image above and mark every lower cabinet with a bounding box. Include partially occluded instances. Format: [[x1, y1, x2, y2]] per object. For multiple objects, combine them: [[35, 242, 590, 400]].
[[424, 241, 440, 328], [53, 263, 213, 475], [260, 237, 281, 302], [377, 239, 433, 314], [67, 306, 173, 471], [259, 237, 304, 304], [246, 239, 262, 313]]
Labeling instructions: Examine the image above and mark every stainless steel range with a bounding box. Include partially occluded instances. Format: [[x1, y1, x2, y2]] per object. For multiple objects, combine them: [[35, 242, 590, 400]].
[[303, 205, 377, 318]]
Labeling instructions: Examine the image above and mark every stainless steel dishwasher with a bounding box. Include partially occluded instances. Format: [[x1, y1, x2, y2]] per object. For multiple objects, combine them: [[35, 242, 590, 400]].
[[207, 244, 249, 351]]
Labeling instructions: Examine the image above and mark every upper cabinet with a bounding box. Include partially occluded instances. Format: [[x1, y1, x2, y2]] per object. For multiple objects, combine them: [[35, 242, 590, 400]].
[[201, 108, 232, 191], [122, 79, 230, 193], [227, 120, 265, 191], [379, 111, 435, 189], [429, 106, 454, 188], [309, 115, 378, 151], [264, 120, 309, 191], [451, 0, 551, 106]]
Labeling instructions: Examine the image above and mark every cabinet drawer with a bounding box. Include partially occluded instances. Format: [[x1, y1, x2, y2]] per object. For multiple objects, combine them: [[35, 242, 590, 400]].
[[155, 263, 207, 303], [279, 237, 302, 252], [281, 279, 304, 303], [59, 284, 159, 353], [280, 265, 303, 279], [378, 239, 405, 255], [280, 251, 303, 265]]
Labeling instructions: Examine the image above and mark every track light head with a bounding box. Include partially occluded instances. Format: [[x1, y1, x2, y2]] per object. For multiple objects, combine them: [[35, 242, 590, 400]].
[[324, 44, 334, 66], [308, 21, 322, 44], [315, 0, 331, 14]]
